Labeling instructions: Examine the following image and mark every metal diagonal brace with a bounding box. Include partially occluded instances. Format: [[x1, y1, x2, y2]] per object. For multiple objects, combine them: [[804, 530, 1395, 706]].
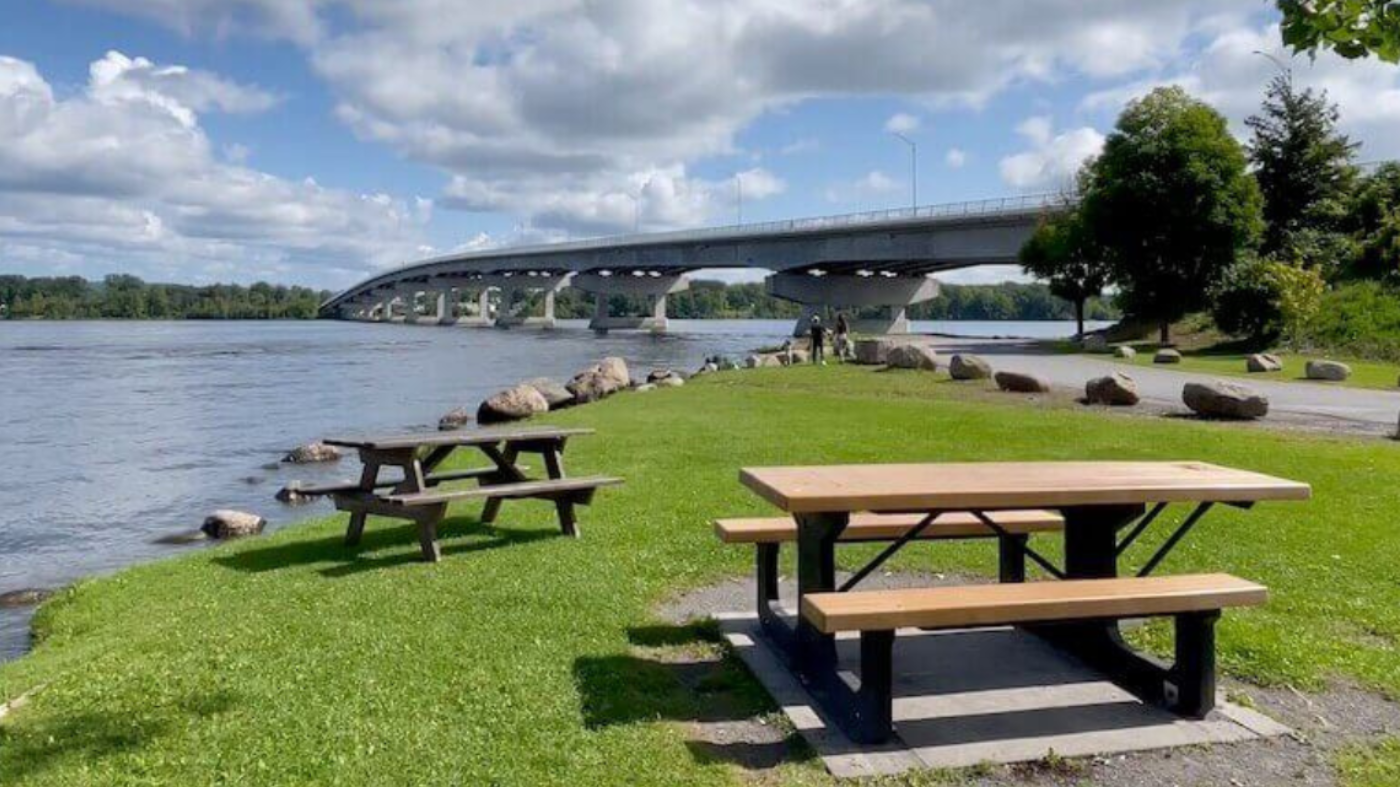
[[971, 510, 1065, 580], [1137, 502, 1215, 577], [837, 513, 941, 592], [1115, 502, 1168, 558]]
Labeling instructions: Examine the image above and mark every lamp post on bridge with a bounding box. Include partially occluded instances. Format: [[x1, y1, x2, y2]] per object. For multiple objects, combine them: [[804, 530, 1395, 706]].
[[891, 131, 917, 210]]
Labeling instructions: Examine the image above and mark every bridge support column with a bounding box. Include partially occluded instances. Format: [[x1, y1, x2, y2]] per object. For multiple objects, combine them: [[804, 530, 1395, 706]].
[[766, 273, 938, 336], [472, 275, 562, 329], [432, 290, 453, 325], [572, 272, 689, 333]]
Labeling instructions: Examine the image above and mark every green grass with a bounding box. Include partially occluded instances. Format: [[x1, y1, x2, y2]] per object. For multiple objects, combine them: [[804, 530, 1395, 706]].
[[1102, 344, 1400, 391], [5, 366, 1400, 784]]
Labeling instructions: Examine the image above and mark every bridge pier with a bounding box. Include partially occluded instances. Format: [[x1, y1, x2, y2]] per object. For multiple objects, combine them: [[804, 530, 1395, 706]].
[[572, 272, 689, 333], [470, 274, 562, 329], [766, 272, 939, 336]]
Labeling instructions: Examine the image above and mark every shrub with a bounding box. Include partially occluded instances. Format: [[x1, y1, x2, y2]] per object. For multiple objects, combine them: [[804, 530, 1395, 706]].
[[1211, 258, 1323, 345], [1307, 281, 1400, 360]]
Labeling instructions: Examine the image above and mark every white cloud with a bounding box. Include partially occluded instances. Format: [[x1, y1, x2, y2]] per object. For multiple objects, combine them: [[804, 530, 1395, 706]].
[[779, 137, 819, 155], [999, 119, 1104, 192], [944, 147, 967, 168], [824, 170, 903, 203], [1079, 22, 1400, 159], [0, 53, 428, 286], [884, 112, 920, 134], [70, 0, 1256, 236]]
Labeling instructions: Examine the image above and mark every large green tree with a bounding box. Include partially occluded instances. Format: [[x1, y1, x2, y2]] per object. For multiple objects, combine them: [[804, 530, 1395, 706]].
[[1081, 86, 1263, 345], [1019, 208, 1108, 338], [1246, 71, 1358, 268], [1279, 0, 1400, 63]]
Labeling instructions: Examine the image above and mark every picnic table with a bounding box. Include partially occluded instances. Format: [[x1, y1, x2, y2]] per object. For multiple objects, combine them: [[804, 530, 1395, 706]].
[[736, 460, 1310, 742], [320, 425, 621, 562]]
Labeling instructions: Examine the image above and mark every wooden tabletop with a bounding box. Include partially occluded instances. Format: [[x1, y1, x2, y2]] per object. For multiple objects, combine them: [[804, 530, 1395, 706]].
[[740, 461, 1311, 514], [324, 425, 593, 451]]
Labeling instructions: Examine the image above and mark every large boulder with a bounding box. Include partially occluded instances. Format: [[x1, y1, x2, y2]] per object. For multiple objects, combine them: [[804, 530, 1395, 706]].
[[523, 378, 575, 409], [1153, 348, 1182, 365], [715, 356, 740, 371], [745, 354, 781, 369], [1114, 345, 1137, 359], [853, 338, 895, 365], [283, 442, 341, 464], [995, 371, 1051, 393], [647, 369, 682, 384], [656, 375, 684, 388], [1085, 373, 1140, 406], [201, 510, 266, 539], [886, 344, 939, 371], [1183, 380, 1269, 420], [275, 482, 316, 505], [0, 588, 54, 609], [1305, 359, 1351, 381], [438, 407, 472, 431], [596, 357, 631, 388], [949, 354, 992, 380], [1246, 353, 1283, 373], [478, 383, 549, 424], [782, 348, 810, 366], [1083, 334, 1109, 353]]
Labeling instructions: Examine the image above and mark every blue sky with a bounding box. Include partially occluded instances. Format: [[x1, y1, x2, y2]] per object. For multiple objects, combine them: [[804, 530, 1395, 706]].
[[3, 1, 1400, 289]]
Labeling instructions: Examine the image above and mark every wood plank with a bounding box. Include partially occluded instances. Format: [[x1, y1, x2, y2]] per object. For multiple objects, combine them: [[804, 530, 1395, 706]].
[[801, 573, 1268, 633], [386, 476, 623, 506], [323, 426, 592, 451], [740, 462, 1311, 514], [293, 467, 520, 498], [713, 511, 1064, 544]]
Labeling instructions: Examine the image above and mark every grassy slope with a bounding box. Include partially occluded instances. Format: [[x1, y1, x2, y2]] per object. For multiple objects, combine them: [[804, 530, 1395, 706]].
[[4, 367, 1400, 784], [1104, 345, 1400, 391]]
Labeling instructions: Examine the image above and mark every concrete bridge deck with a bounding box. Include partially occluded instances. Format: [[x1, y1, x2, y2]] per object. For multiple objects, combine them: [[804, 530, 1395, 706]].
[[320, 194, 1070, 334]]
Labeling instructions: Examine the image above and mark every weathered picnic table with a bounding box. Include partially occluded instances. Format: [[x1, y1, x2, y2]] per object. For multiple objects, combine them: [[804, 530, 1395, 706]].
[[321, 426, 621, 562], [736, 460, 1310, 742]]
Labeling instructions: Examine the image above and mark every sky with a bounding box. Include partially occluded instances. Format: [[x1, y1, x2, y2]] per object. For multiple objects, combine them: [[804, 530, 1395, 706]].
[[2, 1, 1400, 291]]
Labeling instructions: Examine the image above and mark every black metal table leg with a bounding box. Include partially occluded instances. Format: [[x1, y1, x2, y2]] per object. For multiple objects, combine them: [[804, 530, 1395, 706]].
[[794, 512, 848, 680]]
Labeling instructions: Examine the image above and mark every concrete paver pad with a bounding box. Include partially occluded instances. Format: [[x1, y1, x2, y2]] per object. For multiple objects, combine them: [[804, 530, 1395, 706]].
[[716, 612, 1289, 778]]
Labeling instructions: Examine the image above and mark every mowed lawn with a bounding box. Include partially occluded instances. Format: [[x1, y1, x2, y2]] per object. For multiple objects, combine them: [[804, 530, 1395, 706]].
[[4, 366, 1400, 785], [1104, 345, 1400, 391]]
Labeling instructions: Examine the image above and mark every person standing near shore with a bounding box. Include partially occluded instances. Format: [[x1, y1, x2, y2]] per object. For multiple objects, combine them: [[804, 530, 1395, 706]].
[[809, 314, 826, 365], [834, 313, 851, 362]]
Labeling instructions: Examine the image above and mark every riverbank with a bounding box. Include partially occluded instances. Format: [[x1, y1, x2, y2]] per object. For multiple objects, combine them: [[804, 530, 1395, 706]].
[[3, 364, 1400, 784]]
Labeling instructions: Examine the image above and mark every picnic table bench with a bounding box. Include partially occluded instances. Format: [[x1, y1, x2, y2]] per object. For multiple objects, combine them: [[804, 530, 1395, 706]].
[[729, 460, 1311, 743], [323, 426, 621, 562]]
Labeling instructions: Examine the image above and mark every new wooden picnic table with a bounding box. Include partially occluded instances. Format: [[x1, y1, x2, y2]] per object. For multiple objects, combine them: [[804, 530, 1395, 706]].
[[322, 425, 613, 561], [739, 460, 1310, 725]]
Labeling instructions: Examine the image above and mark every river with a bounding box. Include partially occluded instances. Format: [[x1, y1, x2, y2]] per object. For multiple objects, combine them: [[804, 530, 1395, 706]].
[[0, 318, 1101, 660]]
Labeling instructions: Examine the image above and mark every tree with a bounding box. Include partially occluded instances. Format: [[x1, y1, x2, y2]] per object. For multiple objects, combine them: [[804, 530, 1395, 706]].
[[1211, 257, 1325, 345], [1081, 86, 1264, 345], [1019, 209, 1108, 337], [1246, 71, 1358, 267], [1279, 0, 1400, 63]]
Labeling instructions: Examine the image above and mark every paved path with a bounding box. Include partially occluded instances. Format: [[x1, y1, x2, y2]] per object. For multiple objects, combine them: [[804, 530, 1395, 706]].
[[926, 337, 1400, 435]]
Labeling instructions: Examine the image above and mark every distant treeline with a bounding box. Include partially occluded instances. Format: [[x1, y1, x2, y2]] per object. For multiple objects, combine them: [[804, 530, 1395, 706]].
[[1, 273, 1117, 322], [0, 275, 332, 320], [553, 280, 1119, 322]]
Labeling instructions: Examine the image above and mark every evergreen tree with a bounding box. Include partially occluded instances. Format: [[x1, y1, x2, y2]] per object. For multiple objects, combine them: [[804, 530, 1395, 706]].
[[1246, 71, 1358, 269]]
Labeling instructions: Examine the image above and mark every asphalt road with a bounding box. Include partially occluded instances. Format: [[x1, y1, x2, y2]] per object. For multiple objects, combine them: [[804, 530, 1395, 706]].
[[925, 337, 1400, 435]]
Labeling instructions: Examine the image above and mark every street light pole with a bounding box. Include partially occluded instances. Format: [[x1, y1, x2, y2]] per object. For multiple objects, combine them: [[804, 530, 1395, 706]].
[[736, 173, 743, 225], [892, 131, 917, 210]]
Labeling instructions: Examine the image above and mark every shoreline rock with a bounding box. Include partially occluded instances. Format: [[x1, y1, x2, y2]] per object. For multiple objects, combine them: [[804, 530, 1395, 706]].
[[523, 378, 574, 409], [201, 510, 266, 539], [0, 588, 54, 609], [886, 344, 938, 371], [479, 383, 550, 424], [283, 442, 342, 464], [438, 406, 473, 431]]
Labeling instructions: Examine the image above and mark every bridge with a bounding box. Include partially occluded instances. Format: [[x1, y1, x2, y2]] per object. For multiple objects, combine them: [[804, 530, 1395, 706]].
[[320, 193, 1069, 335]]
